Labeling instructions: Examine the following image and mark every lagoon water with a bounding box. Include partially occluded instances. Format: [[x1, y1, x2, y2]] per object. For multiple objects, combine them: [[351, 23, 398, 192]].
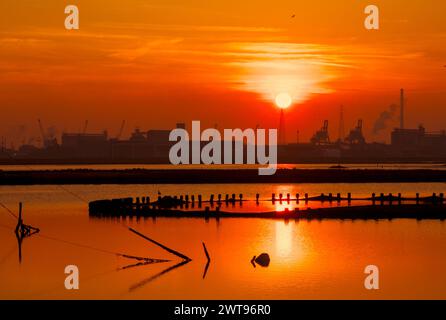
[[1, 182, 446, 299]]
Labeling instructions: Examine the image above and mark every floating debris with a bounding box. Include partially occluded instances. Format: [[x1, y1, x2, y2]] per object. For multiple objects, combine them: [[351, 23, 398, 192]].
[[329, 165, 348, 169], [251, 253, 270, 268]]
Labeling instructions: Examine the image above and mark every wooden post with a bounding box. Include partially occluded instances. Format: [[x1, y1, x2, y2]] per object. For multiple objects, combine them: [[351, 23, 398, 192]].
[[287, 193, 290, 202], [305, 193, 309, 202], [191, 195, 195, 203], [347, 193, 351, 203], [296, 193, 300, 202], [202, 242, 211, 262], [337, 193, 341, 202], [416, 193, 420, 205], [256, 194, 260, 203], [272, 193, 276, 203], [210, 194, 214, 204], [128, 227, 191, 261]]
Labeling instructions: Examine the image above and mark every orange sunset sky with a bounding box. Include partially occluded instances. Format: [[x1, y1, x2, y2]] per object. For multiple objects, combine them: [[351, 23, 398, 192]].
[[0, 0, 445, 145]]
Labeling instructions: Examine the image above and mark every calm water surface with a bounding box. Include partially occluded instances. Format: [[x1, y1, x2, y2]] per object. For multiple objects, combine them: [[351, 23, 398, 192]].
[[1, 183, 446, 299]]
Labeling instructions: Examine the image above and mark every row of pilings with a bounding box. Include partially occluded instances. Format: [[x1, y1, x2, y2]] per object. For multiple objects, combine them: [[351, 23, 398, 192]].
[[89, 192, 445, 217]]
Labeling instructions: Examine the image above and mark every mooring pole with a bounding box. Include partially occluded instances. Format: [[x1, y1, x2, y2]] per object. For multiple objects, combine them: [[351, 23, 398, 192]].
[[15, 202, 23, 235]]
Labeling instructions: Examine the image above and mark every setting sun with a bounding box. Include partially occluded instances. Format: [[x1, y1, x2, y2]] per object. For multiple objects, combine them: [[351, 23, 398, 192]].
[[275, 93, 292, 109], [1, 0, 446, 305]]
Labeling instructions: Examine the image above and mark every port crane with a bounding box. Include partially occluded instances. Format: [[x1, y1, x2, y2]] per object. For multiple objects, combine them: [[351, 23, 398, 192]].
[[82, 120, 89, 134], [37, 119, 58, 148], [109, 120, 126, 142], [38, 119, 49, 148], [345, 119, 366, 145], [116, 120, 126, 140]]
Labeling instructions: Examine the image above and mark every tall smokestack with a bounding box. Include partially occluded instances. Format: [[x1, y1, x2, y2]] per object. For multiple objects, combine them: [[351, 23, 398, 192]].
[[400, 88, 404, 129], [278, 109, 286, 145]]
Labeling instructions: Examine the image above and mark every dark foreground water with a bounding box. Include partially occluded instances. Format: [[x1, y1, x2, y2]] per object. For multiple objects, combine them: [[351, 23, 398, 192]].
[[0, 183, 446, 299]]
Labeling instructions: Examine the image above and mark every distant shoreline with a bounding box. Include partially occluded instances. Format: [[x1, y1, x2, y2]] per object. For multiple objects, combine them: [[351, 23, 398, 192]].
[[2, 168, 446, 185], [1, 159, 446, 165]]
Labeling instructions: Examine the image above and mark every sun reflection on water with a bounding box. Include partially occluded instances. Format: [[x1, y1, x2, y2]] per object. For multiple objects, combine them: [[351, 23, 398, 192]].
[[275, 221, 293, 257]]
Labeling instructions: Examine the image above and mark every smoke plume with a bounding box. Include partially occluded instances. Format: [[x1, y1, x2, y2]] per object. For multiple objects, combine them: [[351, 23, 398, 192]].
[[373, 104, 398, 135]]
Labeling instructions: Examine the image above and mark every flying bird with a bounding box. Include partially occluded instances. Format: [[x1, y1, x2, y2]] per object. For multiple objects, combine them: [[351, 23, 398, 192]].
[[291, 14, 295, 18]]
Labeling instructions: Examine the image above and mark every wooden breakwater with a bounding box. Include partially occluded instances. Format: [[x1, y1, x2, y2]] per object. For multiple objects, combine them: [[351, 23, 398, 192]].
[[89, 193, 446, 220]]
